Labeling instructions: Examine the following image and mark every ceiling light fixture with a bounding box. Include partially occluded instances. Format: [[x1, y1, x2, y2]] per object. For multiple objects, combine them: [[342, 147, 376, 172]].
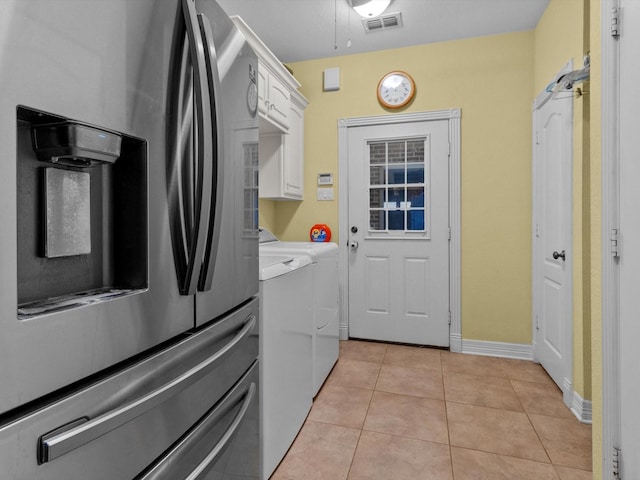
[[348, 0, 391, 18]]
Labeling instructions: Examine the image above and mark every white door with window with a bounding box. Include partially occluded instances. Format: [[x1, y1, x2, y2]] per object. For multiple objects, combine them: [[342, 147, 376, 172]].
[[533, 87, 573, 400], [346, 120, 450, 346]]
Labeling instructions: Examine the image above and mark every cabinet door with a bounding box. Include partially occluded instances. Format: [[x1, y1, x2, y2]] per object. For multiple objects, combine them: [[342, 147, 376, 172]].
[[266, 73, 290, 130], [283, 102, 304, 198]]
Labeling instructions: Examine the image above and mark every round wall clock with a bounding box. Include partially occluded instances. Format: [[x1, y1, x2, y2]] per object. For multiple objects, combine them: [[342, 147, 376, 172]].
[[247, 82, 258, 116], [377, 71, 416, 109]]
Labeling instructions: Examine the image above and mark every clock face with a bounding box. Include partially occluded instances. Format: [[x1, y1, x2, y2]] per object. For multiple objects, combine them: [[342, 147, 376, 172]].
[[247, 82, 258, 116], [377, 71, 415, 109]]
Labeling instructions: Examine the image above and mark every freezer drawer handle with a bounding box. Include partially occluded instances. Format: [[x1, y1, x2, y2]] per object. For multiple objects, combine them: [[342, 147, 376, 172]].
[[38, 314, 256, 463], [137, 380, 257, 480]]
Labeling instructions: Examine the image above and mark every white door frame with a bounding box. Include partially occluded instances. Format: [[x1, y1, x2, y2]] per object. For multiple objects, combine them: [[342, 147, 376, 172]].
[[531, 60, 574, 410], [337, 109, 462, 350], [602, 0, 621, 477]]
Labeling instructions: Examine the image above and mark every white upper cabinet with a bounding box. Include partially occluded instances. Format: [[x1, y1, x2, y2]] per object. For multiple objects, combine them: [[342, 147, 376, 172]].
[[258, 90, 308, 200], [232, 16, 309, 200], [258, 62, 291, 131]]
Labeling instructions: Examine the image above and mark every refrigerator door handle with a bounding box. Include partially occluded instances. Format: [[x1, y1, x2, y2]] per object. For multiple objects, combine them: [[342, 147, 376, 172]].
[[196, 13, 224, 293], [178, 0, 214, 295], [39, 315, 257, 463], [136, 380, 257, 480]]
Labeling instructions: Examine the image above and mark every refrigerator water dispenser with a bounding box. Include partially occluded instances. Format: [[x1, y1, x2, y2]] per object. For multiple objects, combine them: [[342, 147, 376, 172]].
[[31, 122, 122, 167], [16, 106, 148, 317]]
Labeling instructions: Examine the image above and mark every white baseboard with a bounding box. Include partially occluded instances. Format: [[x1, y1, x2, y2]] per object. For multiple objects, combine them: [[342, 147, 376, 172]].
[[449, 333, 462, 353], [461, 339, 534, 361], [339, 324, 349, 341], [570, 390, 593, 424], [458, 339, 592, 423], [340, 332, 591, 422]]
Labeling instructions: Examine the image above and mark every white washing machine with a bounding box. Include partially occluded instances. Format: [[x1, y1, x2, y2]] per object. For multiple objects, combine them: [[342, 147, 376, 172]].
[[259, 253, 313, 480], [259, 228, 339, 397]]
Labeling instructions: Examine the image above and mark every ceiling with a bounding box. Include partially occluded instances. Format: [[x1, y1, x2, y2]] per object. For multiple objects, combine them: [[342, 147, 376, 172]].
[[217, 0, 550, 64]]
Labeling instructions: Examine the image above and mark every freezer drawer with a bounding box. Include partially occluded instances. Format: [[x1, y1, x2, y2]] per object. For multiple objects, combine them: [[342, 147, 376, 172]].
[[136, 361, 259, 480], [0, 297, 259, 480]]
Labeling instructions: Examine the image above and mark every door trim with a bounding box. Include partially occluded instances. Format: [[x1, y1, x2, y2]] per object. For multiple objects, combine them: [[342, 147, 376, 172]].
[[531, 60, 574, 411], [602, 0, 620, 476], [337, 109, 461, 350]]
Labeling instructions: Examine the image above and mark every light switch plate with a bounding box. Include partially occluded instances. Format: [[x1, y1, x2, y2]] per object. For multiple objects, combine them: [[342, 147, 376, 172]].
[[317, 187, 334, 201]]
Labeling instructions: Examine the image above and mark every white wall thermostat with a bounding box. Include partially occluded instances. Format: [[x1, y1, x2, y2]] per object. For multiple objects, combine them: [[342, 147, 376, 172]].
[[317, 173, 333, 185]]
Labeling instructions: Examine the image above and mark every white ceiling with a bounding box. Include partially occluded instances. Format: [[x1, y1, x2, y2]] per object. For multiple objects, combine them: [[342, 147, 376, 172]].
[[217, 0, 550, 63]]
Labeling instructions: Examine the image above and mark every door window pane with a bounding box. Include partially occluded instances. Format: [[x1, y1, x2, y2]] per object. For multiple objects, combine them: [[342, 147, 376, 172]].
[[388, 210, 405, 230], [369, 142, 386, 164], [387, 141, 405, 163], [387, 165, 405, 184], [407, 164, 424, 183], [367, 137, 428, 234], [387, 187, 406, 207], [369, 188, 385, 208], [407, 139, 424, 162], [407, 210, 425, 230], [370, 165, 386, 185], [370, 210, 386, 230], [243, 142, 259, 232], [407, 187, 424, 207]]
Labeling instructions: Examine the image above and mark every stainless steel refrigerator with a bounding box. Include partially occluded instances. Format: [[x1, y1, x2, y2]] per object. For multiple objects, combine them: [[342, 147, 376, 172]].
[[0, 0, 260, 478]]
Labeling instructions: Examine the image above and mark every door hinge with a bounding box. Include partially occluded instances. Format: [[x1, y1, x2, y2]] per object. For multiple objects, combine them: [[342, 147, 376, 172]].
[[611, 228, 620, 258], [535, 131, 540, 145], [448, 311, 452, 326], [611, 5, 621, 37], [612, 445, 621, 479], [535, 223, 540, 238], [448, 227, 451, 240], [535, 314, 540, 331]]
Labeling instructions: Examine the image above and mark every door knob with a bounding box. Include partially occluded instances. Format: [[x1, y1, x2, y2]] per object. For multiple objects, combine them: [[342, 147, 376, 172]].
[[349, 241, 359, 250], [552, 250, 566, 261]]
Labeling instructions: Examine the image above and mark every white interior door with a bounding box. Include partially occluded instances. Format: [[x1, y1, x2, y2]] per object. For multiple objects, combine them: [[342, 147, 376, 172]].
[[533, 89, 573, 400], [617, 0, 640, 474], [347, 120, 450, 346]]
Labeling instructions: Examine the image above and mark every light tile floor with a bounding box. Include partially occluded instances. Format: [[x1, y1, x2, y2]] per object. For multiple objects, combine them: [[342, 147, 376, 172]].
[[270, 340, 592, 480]]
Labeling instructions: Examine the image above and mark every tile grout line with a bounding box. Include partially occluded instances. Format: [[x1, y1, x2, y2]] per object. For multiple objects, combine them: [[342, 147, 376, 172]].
[[450, 445, 584, 474], [441, 350, 457, 480], [524, 408, 554, 466], [444, 352, 557, 476], [344, 343, 386, 480], [343, 427, 364, 480]]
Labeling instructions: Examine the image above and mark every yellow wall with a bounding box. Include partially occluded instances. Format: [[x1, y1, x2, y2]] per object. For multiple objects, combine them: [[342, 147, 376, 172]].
[[276, 32, 535, 345], [589, 0, 602, 475], [258, 199, 277, 231], [533, 0, 585, 94], [533, 0, 592, 401]]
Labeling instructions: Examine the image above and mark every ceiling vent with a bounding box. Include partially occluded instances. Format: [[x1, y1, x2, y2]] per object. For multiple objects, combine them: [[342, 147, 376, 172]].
[[362, 12, 402, 33]]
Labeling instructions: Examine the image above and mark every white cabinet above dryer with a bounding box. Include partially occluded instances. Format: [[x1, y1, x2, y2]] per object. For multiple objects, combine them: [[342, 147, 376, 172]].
[[259, 91, 308, 200]]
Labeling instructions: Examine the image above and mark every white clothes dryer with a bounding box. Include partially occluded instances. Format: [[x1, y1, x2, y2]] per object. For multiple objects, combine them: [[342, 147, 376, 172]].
[[259, 228, 339, 397], [259, 253, 313, 480]]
